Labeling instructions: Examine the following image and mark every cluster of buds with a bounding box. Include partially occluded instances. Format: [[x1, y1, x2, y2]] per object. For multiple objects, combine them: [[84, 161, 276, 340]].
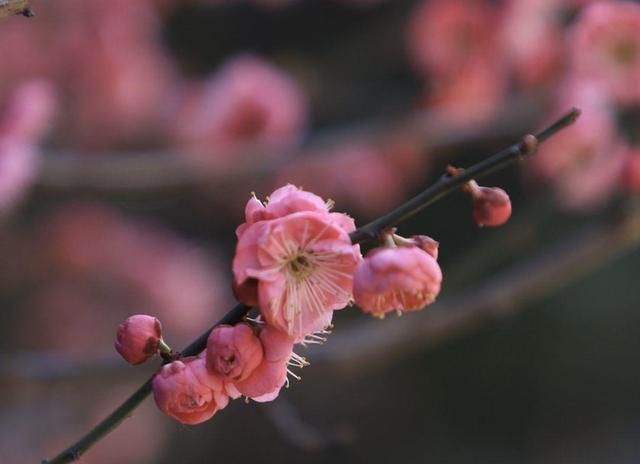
[[115, 181, 512, 425], [116, 314, 301, 424]]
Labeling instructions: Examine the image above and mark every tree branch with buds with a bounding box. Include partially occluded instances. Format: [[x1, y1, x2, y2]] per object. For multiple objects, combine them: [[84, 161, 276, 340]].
[[42, 109, 580, 464]]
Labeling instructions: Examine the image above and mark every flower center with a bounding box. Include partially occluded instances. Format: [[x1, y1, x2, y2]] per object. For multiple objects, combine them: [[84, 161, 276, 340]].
[[286, 252, 314, 280]]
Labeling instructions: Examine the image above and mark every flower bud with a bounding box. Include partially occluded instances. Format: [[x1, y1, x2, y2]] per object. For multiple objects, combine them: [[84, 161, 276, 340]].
[[206, 323, 263, 382], [468, 181, 512, 227], [233, 326, 293, 402], [152, 357, 227, 425], [353, 246, 442, 318], [115, 314, 162, 365]]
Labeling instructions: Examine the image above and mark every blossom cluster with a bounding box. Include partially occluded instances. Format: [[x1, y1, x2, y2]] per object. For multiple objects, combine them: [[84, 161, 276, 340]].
[[114, 183, 514, 424]]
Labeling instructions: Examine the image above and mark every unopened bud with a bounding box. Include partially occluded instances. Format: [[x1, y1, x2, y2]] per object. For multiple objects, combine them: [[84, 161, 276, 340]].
[[467, 181, 512, 227], [115, 314, 163, 365]]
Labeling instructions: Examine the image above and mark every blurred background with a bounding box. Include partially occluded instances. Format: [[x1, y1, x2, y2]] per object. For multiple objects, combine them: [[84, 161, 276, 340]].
[[1, 0, 640, 463]]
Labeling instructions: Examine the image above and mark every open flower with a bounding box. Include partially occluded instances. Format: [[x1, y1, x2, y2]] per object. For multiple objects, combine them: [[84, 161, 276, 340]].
[[152, 357, 228, 425], [234, 210, 361, 339], [354, 246, 442, 318], [233, 186, 361, 339]]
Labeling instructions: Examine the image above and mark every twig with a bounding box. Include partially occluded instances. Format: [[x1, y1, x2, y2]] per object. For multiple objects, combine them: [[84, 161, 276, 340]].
[[42, 109, 579, 464], [0, 0, 32, 17], [350, 108, 579, 243]]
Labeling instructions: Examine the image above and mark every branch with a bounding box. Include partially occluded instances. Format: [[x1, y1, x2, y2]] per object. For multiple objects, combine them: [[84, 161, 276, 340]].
[[36, 93, 546, 192], [350, 108, 580, 242], [0, 0, 32, 17], [42, 109, 579, 464]]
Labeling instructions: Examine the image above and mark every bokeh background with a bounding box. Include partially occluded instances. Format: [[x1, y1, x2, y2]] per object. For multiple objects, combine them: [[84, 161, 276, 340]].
[[1, 0, 640, 463]]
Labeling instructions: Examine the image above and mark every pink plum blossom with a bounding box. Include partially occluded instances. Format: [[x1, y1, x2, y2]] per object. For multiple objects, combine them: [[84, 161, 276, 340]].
[[570, 1, 640, 104], [407, 0, 498, 78], [425, 57, 507, 130], [467, 181, 512, 227], [206, 323, 263, 381], [234, 326, 294, 402], [152, 357, 229, 425], [115, 314, 163, 365], [233, 209, 361, 339], [354, 246, 442, 318], [500, 0, 566, 88], [556, 144, 627, 211], [172, 55, 307, 164]]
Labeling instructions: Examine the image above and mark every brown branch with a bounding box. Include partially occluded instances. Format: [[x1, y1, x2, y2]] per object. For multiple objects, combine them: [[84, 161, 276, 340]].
[[0, 0, 32, 17]]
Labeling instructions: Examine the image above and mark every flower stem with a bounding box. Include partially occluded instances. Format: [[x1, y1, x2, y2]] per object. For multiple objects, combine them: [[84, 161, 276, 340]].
[[42, 108, 580, 464]]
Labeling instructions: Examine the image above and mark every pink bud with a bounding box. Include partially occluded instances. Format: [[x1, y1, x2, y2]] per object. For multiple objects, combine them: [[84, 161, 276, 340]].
[[115, 315, 162, 365], [152, 357, 227, 425], [353, 247, 442, 318], [468, 182, 512, 227], [206, 323, 263, 381], [233, 326, 293, 401], [408, 235, 439, 260]]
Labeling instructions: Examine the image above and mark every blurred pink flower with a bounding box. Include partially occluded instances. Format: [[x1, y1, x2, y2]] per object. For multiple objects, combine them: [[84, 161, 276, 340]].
[[0, 80, 56, 213], [115, 314, 163, 365], [0, 139, 38, 212], [556, 144, 627, 211], [354, 246, 442, 318], [500, 0, 566, 88], [233, 210, 361, 339], [274, 142, 419, 217], [425, 57, 507, 130], [0, 0, 175, 149], [234, 326, 294, 402], [0, 79, 56, 141], [529, 78, 625, 211], [530, 80, 616, 181], [172, 55, 307, 164], [206, 323, 264, 381], [407, 0, 498, 78], [43, 204, 231, 343], [153, 357, 228, 425], [570, 1, 640, 104]]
